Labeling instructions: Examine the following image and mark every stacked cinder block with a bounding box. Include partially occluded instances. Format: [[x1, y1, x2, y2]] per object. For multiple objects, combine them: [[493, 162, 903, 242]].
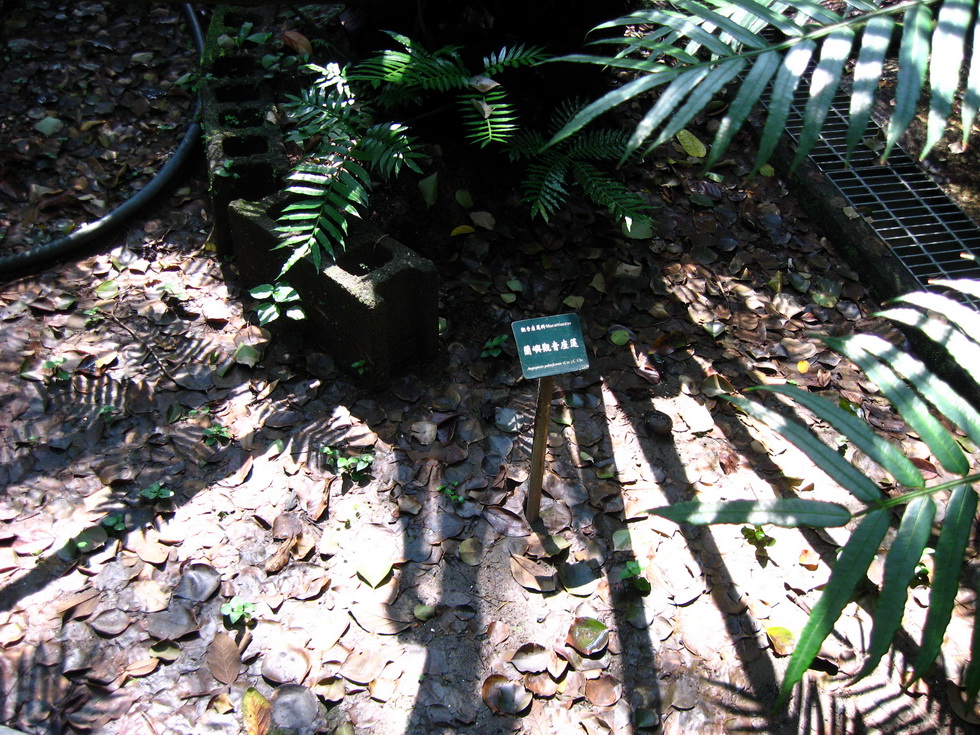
[[201, 6, 289, 250], [229, 195, 440, 387], [203, 6, 440, 385]]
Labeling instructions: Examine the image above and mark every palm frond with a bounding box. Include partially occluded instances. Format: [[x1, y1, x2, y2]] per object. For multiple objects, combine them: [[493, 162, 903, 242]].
[[550, 0, 978, 170], [649, 278, 980, 705]]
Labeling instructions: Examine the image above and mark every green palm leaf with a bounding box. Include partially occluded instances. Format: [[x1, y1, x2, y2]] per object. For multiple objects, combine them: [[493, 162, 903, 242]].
[[777, 509, 891, 707], [912, 483, 979, 681], [856, 495, 936, 680], [749, 384, 924, 488], [646, 498, 852, 526], [552, 0, 978, 168], [725, 395, 884, 503], [790, 27, 855, 169], [926, 0, 973, 153], [822, 335, 970, 475]]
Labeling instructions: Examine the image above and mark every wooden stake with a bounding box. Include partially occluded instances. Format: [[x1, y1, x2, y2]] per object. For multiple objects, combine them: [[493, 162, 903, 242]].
[[526, 374, 555, 524]]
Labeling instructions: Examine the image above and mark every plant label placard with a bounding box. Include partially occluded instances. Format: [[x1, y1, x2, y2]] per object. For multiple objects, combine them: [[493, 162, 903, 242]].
[[512, 314, 589, 380]]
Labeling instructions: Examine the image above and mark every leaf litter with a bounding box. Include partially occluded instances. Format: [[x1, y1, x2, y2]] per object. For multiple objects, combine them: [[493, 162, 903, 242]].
[[0, 5, 974, 735]]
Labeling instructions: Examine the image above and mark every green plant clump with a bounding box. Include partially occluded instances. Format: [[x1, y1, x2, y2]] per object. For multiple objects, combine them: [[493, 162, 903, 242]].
[[221, 596, 256, 625], [321, 446, 375, 480], [646, 278, 980, 707], [481, 334, 509, 358]]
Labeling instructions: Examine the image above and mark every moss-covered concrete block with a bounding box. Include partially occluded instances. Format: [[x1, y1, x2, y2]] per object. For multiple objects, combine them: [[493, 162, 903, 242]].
[[228, 195, 440, 386]]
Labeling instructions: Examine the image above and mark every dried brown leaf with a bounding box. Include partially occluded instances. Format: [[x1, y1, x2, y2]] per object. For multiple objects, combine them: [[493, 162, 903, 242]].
[[509, 555, 556, 593], [208, 632, 241, 685]]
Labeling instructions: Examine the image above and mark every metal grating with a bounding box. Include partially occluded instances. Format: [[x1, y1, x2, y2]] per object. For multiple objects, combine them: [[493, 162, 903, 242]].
[[781, 82, 980, 284]]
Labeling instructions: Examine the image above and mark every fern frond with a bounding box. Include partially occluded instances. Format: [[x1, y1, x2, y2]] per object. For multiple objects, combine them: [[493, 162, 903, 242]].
[[550, 0, 975, 170], [506, 130, 547, 161], [350, 31, 469, 96], [460, 88, 520, 147], [521, 156, 571, 222], [357, 122, 424, 178], [569, 161, 654, 225], [564, 129, 633, 161], [276, 145, 371, 275], [282, 83, 364, 144], [482, 44, 550, 76]]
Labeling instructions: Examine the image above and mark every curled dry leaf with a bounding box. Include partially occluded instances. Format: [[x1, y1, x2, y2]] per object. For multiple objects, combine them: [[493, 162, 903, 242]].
[[510, 643, 551, 674], [566, 617, 609, 656], [261, 644, 312, 684], [340, 651, 390, 685], [584, 675, 623, 707], [524, 671, 558, 698], [510, 555, 556, 593], [482, 674, 532, 715], [174, 563, 221, 602]]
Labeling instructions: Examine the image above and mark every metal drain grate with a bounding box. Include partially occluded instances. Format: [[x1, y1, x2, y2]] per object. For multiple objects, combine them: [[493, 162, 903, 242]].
[[782, 83, 980, 284]]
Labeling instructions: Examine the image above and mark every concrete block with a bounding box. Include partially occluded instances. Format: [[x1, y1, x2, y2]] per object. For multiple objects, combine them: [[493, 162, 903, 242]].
[[228, 195, 440, 386]]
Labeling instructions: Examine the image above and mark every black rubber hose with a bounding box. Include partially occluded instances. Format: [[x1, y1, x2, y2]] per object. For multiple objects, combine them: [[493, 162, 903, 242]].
[[0, 3, 205, 273]]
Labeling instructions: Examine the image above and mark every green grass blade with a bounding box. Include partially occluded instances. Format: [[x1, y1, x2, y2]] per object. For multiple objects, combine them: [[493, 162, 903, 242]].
[[846, 16, 895, 160], [790, 27, 855, 169], [754, 41, 816, 172], [646, 498, 852, 526], [856, 495, 936, 680], [750, 384, 924, 488], [725, 395, 884, 503], [924, 0, 972, 157], [823, 336, 970, 476], [706, 50, 780, 169], [777, 509, 891, 707], [912, 483, 978, 681], [884, 2, 932, 159]]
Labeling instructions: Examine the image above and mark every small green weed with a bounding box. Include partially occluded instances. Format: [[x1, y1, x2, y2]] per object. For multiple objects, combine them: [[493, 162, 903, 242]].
[[221, 596, 256, 625], [83, 307, 104, 327], [249, 282, 305, 326], [102, 514, 126, 533], [481, 334, 508, 358], [203, 425, 232, 446], [619, 560, 652, 594], [438, 481, 465, 504], [95, 404, 121, 424], [321, 446, 374, 480], [742, 525, 776, 554], [43, 356, 71, 382], [351, 359, 367, 375], [139, 482, 175, 502]]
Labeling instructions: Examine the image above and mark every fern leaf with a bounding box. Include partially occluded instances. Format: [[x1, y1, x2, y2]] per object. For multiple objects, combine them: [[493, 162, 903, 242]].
[[461, 88, 520, 147], [521, 157, 570, 222], [357, 122, 424, 177], [569, 161, 655, 225], [350, 32, 469, 96], [564, 129, 633, 160], [482, 44, 550, 76]]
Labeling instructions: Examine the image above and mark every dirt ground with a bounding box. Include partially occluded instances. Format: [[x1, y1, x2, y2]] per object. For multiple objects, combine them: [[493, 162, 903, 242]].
[[1, 3, 980, 735]]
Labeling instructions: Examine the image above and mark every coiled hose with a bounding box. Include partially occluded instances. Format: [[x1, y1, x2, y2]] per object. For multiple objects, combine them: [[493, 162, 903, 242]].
[[0, 3, 205, 273]]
